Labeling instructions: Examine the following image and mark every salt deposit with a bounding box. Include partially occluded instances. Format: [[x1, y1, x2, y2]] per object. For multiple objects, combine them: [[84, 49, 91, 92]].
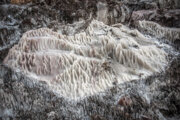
[[3, 20, 167, 100]]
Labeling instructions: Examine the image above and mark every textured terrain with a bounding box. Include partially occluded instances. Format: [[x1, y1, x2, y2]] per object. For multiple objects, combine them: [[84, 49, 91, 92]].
[[0, 0, 180, 120], [3, 20, 167, 100]]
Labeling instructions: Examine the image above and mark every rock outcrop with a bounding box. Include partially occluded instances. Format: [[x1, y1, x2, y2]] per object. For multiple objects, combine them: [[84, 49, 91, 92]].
[[132, 9, 180, 28]]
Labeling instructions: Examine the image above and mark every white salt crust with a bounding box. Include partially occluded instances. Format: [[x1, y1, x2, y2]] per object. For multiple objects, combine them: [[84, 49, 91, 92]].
[[4, 20, 167, 100], [138, 20, 180, 42]]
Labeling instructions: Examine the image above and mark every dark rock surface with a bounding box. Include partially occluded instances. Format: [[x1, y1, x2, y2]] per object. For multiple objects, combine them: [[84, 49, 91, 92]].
[[131, 9, 180, 28], [0, 0, 180, 120]]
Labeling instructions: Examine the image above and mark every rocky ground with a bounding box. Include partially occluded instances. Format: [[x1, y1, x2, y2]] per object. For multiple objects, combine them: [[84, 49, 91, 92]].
[[0, 0, 180, 120]]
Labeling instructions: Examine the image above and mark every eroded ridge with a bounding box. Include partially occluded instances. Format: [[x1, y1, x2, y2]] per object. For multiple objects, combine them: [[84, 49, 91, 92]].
[[138, 20, 180, 42], [4, 20, 167, 100]]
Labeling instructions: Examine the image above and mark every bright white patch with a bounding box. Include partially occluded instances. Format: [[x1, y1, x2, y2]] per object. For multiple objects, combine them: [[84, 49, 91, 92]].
[[4, 20, 167, 100]]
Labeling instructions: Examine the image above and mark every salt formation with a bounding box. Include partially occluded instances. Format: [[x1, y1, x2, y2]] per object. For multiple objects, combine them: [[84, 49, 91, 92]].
[[138, 20, 180, 42], [3, 20, 167, 100]]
